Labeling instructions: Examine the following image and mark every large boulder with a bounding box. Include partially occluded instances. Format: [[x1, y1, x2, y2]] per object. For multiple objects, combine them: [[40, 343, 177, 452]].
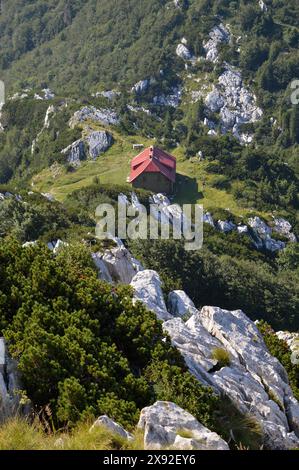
[[153, 87, 182, 108], [248, 217, 286, 252], [0, 338, 23, 422], [90, 415, 133, 440], [176, 43, 193, 61], [101, 246, 142, 284], [203, 24, 230, 63], [69, 106, 119, 128], [86, 131, 113, 159], [163, 307, 299, 449], [131, 79, 150, 95], [138, 401, 229, 450], [168, 290, 197, 318], [217, 220, 236, 233], [92, 253, 113, 283], [205, 90, 224, 113], [273, 218, 297, 242], [276, 331, 299, 353], [130, 270, 172, 321], [61, 139, 86, 167]]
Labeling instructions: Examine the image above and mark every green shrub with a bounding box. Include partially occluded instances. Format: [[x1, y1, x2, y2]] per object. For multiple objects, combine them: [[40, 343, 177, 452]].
[[211, 348, 231, 369]]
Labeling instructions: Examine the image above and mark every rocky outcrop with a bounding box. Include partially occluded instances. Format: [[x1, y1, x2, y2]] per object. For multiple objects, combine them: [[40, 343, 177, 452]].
[[276, 331, 299, 353], [100, 246, 143, 284], [163, 303, 299, 450], [93, 90, 121, 100], [217, 220, 236, 233], [205, 66, 263, 143], [248, 216, 286, 252], [90, 415, 133, 440], [176, 43, 193, 61], [86, 131, 113, 159], [259, 0, 268, 12], [69, 106, 120, 128], [130, 270, 172, 321], [272, 218, 297, 242], [203, 24, 230, 63], [61, 139, 86, 167], [138, 401, 229, 450], [168, 290, 197, 318], [203, 212, 215, 227], [0, 338, 22, 423], [153, 87, 182, 108], [31, 105, 56, 154], [131, 79, 150, 95]]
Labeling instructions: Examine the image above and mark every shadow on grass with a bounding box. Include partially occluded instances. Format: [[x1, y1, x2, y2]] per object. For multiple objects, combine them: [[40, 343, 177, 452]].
[[173, 173, 202, 205]]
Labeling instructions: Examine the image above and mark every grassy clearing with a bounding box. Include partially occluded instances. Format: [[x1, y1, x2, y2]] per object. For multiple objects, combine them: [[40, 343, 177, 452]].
[[0, 417, 145, 451], [32, 130, 267, 219]]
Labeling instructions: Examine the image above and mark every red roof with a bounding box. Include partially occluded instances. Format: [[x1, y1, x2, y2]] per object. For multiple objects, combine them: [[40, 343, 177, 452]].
[[129, 146, 176, 183]]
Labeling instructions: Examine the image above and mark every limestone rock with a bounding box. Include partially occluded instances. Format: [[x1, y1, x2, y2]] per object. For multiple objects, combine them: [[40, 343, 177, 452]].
[[205, 90, 224, 113], [217, 220, 236, 233], [273, 218, 297, 242], [176, 43, 192, 61], [0, 338, 22, 422], [168, 290, 197, 318], [248, 217, 286, 252], [203, 24, 230, 63], [69, 106, 119, 128], [153, 87, 182, 108], [131, 79, 150, 95], [90, 415, 133, 440], [61, 139, 86, 167], [138, 401, 229, 450], [203, 212, 215, 227], [237, 224, 248, 234], [164, 306, 299, 449], [130, 270, 172, 321], [94, 90, 120, 100], [86, 131, 113, 159], [101, 246, 141, 284], [276, 331, 299, 353]]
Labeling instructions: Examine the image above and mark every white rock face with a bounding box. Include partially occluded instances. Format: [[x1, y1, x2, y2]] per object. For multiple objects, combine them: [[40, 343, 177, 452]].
[[131, 79, 150, 95], [217, 220, 236, 233], [90, 415, 133, 440], [153, 87, 182, 108], [101, 246, 142, 284], [138, 401, 229, 450], [130, 270, 172, 321], [203, 24, 230, 63], [94, 90, 121, 100], [69, 106, 119, 128], [205, 66, 263, 143], [176, 43, 193, 61], [42, 88, 55, 100], [31, 105, 56, 154], [92, 253, 113, 283], [41, 193, 55, 202], [86, 131, 113, 159], [203, 212, 215, 227], [237, 224, 249, 234], [205, 90, 224, 113], [248, 217, 272, 236], [273, 218, 297, 242], [248, 217, 286, 252], [259, 0, 268, 12], [0, 338, 22, 422], [61, 139, 86, 167], [276, 331, 299, 353], [163, 307, 299, 449], [168, 290, 197, 318]]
